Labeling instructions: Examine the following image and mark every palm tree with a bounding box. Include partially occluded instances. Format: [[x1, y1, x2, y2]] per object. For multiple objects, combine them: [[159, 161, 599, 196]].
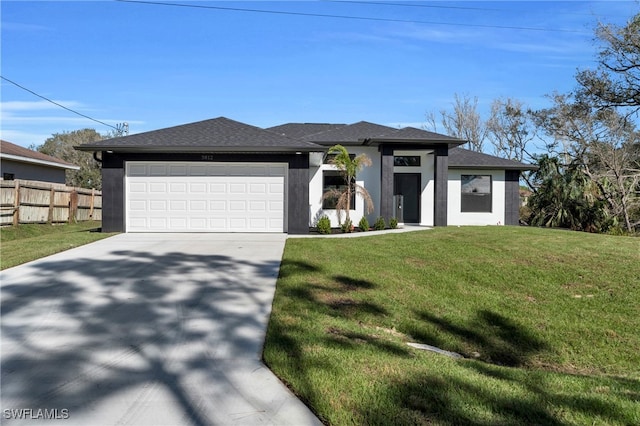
[[527, 155, 611, 232], [322, 145, 374, 230]]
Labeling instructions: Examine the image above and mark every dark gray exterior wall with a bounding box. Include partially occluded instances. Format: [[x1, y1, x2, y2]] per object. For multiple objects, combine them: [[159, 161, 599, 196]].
[[379, 146, 394, 221], [504, 170, 521, 226], [1, 159, 67, 184], [287, 154, 310, 234], [433, 147, 448, 226], [101, 153, 125, 233], [99, 152, 310, 234]]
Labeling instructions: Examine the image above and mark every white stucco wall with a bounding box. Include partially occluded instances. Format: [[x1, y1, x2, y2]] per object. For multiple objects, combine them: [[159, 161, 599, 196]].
[[309, 146, 381, 228], [447, 169, 505, 226]]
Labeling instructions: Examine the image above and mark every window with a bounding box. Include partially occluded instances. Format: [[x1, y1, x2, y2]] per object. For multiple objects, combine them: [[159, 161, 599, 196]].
[[461, 175, 492, 212], [3, 173, 15, 181], [394, 156, 421, 167], [323, 172, 355, 209]]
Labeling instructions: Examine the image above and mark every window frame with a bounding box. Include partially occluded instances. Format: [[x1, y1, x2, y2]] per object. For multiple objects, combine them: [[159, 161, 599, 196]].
[[322, 171, 356, 210], [460, 174, 492, 213], [394, 156, 421, 167]]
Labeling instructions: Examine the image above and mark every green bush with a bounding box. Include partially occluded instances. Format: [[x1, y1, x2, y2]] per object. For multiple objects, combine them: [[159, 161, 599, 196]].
[[358, 216, 369, 232], [341, 218, 353, 233], [373, 217, 386, 231], [389, 217, 398, 229], [317, 215, 331, 234]]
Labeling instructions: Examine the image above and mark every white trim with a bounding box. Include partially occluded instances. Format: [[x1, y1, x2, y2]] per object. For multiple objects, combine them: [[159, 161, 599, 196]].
[[0, 153, 80, 170]]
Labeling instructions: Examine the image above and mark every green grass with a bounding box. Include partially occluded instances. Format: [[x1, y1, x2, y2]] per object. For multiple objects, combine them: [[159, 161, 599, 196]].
[[0, 221, 117, 270], [263, 227, 640, 425]]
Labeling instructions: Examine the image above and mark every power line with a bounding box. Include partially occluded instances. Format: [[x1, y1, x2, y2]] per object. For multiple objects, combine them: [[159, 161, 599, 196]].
[[325, 0, 630, 18], [324, 0, 502, 12], [1, 75, 120, 132], [116, 0, 587, 34]]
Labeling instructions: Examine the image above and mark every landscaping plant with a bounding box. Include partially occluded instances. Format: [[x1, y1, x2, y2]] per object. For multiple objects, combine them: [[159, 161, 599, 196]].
[[316, 215, 332, 234], [373, 216, 386, 230], [322, 145, 374, 226], [389, 217, 398, 229]]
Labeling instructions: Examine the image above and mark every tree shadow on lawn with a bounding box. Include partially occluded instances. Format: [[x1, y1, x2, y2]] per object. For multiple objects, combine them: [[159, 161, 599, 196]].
[[411, 309, 549, 367], [360, 308, 639, 425], [360, 358, 640, 426], [266, 261, 640, 425], [1, 246, 286, 425], [265, 259, 413, 422]]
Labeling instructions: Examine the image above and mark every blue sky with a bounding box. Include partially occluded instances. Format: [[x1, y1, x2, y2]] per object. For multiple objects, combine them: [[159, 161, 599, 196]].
[[1, 1, 638, 147]]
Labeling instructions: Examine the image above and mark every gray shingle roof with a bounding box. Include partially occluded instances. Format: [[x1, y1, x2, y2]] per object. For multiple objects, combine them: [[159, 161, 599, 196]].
[[378, 127, 462, 141], [73, 117, 535, 170], [303, 121, 400, 143], [267, 123, 346, 140], [449, 148, 537, 170], [270, 122, 464, 146], [76, 117, 324, 152]]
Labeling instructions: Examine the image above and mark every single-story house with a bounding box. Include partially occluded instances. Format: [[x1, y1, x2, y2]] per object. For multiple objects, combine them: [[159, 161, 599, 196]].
[[1, 140, 80, 184], [75, 117, 536, 234]]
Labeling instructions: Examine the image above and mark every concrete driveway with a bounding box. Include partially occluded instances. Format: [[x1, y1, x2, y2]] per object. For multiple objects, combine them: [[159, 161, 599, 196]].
[[1, 234, 321, 425]]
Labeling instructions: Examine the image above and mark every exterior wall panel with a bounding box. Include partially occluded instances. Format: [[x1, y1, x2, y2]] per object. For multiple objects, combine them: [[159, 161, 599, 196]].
[[433, 147, 449, 226], [448, 169, 505, 226], [504, 170, 521, 226], [1, 160, 67, 184]]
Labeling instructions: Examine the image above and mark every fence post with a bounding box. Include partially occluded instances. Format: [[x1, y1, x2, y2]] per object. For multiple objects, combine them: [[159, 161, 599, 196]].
[[69, 189, 78, 223], [89, 188, 95, 219], [48, 186, 55, 223], [13, 180, 20, 226]]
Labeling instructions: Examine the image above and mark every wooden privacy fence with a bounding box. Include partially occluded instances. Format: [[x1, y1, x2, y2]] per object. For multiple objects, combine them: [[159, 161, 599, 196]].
[[0, 179, 102, 226]]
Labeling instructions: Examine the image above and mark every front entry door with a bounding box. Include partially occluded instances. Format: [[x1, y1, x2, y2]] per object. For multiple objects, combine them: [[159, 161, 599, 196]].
[[394, 173, 421, 223]]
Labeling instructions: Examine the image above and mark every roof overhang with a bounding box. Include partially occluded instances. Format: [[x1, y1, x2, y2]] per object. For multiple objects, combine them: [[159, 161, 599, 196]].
[[311, 139, 466, 149], [449, 164, 539, 171], [367, 138, 465, 148], [74, 145, 320, 153], [0, 153, 80, 170]]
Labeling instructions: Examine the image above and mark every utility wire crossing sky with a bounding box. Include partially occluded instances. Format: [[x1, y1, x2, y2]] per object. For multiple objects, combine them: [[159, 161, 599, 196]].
[[1, 1, 637, 147]]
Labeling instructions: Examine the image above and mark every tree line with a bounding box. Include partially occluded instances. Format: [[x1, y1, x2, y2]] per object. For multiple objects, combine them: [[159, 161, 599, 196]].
[[426, 13, 639, 234]]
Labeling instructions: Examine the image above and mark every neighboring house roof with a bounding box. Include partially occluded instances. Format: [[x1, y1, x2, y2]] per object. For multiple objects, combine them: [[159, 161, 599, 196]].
[[76, 117, 324, 153], [0, 140, 80, 170], [268, 121, 464, 147], [449, 148, 538, 171]]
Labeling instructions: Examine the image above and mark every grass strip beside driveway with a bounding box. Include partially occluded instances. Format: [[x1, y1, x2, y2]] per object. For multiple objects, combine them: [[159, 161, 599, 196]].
[[0, 221, 117, 270], [264, 227, 640, 425]]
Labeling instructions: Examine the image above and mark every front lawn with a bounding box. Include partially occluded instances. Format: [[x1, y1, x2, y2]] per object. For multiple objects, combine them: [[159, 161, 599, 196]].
[[0, 221, 116, 270], [264, 227, 640, 425]]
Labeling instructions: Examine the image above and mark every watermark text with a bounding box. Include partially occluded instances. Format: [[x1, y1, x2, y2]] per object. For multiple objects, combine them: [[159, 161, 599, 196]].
[[3, 408, 69, 420]]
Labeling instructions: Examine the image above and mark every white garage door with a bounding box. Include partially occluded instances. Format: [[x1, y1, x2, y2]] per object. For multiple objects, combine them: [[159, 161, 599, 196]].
[[126, 162, 286, 232]]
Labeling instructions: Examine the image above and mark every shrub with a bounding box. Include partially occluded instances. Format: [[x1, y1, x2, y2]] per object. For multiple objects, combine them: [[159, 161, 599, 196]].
[[358, 216, 369, 232], [317, 215, 331, 234], [389, 217, 398, 229], [373, 217, 386, 231], [341, 218, 353, 233]]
